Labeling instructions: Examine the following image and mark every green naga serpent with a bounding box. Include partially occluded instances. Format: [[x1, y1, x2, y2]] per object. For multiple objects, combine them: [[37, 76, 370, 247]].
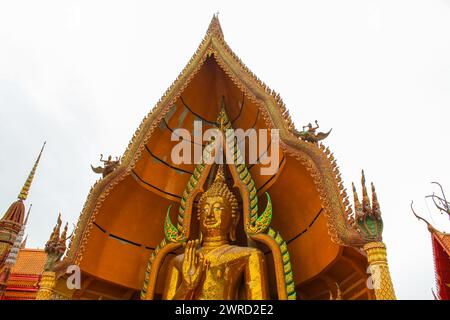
[[141, 105, 295, 300]]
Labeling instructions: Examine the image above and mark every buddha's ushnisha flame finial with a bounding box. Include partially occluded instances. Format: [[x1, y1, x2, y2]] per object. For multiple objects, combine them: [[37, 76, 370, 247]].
[[18, 142, 46, 201], [214, 164, 226, 183]]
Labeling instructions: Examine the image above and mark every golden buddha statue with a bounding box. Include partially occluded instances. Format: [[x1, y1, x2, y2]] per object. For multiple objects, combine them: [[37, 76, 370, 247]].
[[163, 167, 269, 300]]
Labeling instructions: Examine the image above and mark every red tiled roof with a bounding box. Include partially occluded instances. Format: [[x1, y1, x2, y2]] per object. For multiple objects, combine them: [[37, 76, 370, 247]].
[[430, 230, 450, 300]]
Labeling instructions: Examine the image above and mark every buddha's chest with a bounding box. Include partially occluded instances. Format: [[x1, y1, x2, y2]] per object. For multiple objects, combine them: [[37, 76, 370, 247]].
[[195, 251, 248, 299], [204, 253, 247, 282]]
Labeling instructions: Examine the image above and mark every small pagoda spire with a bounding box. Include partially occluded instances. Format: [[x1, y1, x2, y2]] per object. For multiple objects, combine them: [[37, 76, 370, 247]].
[[0, 143, 44, 268], [18, 142, 46, 201], [206, 13, 224, 39]]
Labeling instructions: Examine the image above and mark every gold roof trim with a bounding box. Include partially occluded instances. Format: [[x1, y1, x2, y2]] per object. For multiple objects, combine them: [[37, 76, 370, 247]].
[[63, 16, 358, 268]]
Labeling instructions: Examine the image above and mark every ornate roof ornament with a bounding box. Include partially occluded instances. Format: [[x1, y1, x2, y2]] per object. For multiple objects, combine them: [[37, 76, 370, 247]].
[[206, 13, 224, 39], [349, 170, 383, 244], [294, 120, 331, 143], [44, 214, 69, 272], [91, 154, 121, 178]]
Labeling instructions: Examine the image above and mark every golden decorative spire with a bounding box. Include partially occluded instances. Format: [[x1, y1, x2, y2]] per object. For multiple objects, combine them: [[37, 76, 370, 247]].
[[48, 213, 62, 245], [18, 142, 46, 201], [361, 170, 371, 214], [206, 13, 224, 39], [59, 222, 68, 246], [371, 183, 381, 217], [352, 182, 362, 217]]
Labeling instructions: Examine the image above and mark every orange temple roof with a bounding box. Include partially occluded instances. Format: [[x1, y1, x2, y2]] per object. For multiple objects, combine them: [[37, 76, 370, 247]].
[[10, 248, 46, 275], [3, 248, 46, 300]]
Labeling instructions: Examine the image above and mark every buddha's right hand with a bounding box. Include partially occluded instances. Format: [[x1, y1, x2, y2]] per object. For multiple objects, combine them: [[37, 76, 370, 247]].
[[182, 240, 205, 290]]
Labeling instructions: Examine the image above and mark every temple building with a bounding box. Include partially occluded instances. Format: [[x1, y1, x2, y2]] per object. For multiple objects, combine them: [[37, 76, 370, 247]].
[[0, 16, 398, 300], [412, 185, 450, 300]]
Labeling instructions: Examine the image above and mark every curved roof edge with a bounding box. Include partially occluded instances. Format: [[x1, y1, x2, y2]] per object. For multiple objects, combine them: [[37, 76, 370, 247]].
[[61, 15, 360, 270]]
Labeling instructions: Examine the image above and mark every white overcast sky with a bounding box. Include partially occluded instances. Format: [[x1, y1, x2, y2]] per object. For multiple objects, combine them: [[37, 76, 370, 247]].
[[1, 1, 449, 300]]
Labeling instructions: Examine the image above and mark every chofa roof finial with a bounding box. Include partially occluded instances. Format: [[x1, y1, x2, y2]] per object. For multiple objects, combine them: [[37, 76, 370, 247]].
[[207, 13, 224, 39]]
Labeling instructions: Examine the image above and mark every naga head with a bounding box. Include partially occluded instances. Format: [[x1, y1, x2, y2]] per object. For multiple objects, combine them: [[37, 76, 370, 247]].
[[351, 170, 383, 244]]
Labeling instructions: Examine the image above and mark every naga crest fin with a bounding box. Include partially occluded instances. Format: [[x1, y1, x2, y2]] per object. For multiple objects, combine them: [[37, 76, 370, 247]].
[[164, 205, 185, 242], [248, 192, 272, 234]]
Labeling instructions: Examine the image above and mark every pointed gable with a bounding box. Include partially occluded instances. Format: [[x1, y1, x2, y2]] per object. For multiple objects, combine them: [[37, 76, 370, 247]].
[[63, 16, 367, 299]]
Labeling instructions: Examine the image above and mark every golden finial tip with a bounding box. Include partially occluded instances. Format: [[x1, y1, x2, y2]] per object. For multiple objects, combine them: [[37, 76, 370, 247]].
[[17, 142, 46, 200], [207, 13, 224, 38]]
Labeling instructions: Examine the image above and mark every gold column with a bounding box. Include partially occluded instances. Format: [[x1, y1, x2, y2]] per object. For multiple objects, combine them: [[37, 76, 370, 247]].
[[363, 242, 396, 300], [36, 271, 56, 300]]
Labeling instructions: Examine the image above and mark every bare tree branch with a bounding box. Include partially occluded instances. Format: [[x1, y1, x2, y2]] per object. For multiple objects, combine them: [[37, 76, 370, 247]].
[[411, 201, 434, 227], [426, 194, 450, 214]]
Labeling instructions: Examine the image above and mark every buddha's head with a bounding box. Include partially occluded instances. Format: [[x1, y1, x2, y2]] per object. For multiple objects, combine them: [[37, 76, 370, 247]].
[[197, 166, 239, 241]]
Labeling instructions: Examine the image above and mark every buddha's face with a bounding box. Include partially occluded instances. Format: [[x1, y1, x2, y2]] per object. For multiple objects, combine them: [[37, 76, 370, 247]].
[[199, 196, 232, 237]]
